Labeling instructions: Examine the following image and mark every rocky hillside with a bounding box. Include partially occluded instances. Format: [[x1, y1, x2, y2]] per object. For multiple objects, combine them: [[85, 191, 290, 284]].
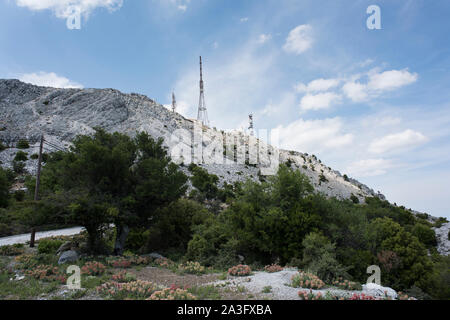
[[1, 79, 382, 202]]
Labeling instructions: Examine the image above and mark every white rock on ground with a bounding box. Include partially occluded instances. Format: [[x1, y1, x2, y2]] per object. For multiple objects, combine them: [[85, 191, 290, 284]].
[[211, 269, 396, 300], [434, 222, 450, 256], [362, 283, 397, 299]]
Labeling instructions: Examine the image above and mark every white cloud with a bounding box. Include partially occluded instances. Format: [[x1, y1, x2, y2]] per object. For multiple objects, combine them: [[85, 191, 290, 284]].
[[299, 92, 342, 112], [346, 158, 395, 177], [368, 69, 418, 91], [274, 117, 353, 153], [15, 0, 123, 18], [342, 81, 368, 102], [240, 17, 249, 23], [342, 69, 418, 102], [368, 129, 428, 154], [19, 72, 83, 88], [283, 24, 313, 55], [296, 78, 341, 93], [257, 34, 272, 44]]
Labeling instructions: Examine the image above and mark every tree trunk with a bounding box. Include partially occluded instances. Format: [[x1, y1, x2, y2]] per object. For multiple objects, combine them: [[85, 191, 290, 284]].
[[114, 224, 130, 256]]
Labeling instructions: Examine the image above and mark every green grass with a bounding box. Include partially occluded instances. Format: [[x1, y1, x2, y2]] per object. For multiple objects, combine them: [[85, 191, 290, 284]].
[[262, 286, 272, 293], [0, 272, 60, 300], [188, 285, 222, 300]]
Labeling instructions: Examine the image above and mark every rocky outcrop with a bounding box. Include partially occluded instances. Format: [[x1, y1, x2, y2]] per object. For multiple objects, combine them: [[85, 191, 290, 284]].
[[0, 79, 382, 202], [434, 222, 450, 256]]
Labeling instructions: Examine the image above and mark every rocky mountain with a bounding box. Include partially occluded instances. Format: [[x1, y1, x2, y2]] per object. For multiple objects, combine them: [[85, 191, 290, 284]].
[[1, 78, 384, 203]]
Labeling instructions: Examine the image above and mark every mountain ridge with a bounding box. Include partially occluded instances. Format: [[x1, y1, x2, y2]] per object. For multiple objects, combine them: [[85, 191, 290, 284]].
[[0, 78, 387, 204]]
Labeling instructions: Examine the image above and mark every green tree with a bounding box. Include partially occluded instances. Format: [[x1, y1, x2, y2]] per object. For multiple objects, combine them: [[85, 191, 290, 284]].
[[301, 232, 349, 283], [370, 217, 433, 289], [0, 167, 10, 208], [40, 129, 187, 254]]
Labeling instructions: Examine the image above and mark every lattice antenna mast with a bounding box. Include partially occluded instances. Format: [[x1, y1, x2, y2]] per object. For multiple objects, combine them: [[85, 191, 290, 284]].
[[248, 114, 254, 136], [172, 92, 177, 113], [197, 56, 209, 126]]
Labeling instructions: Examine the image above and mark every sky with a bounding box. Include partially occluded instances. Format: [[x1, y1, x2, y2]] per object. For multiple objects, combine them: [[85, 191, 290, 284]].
[[1, 0, 450, 218]]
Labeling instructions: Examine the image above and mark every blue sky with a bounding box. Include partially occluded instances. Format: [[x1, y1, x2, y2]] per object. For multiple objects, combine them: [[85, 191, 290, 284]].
[[1, 0, 450, 218]]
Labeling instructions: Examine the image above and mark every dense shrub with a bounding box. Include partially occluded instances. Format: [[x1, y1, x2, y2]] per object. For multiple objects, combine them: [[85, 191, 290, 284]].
[[14, 151, 28, 162], [0, 244, 25, 256], [81, 261, 107, 276], [111, 271, 136, 283], [25, 265, 66, 283], [0, 168, 10, 208], [148, 285, 196, 300], [12, 161, 26, 174], [13, 190, 25, 202], [16, 140, 30, 149], [411, 223, 437, 248], [96, 280, 158, 300], [37, 239, 64, 254], [264, 264, 283, 273], [188, 164, 219, 200], [291, 271, 325, 289], [178, 261, 206, 275], [301, 232, 349, 283], [145, 199, 211, 254], [228, 264, 251, 276]]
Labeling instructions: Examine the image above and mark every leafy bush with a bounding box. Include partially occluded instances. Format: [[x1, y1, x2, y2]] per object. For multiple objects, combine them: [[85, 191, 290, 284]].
[[111, 271, 136, 283], [0, 168, 10, 208], [81, 261, 107, 276], [411, 222, 437, 248], [291, 271, 325, 289], [96, 280, 158, 300], [25, 265, 66, 283], [188, 164, 219, 200], [154, 257, 175, 269], [16, 140, 30, 149], [298, 290, 326, 300], [228, 264, 251, 276], [178, 261, 205, 275], [12, 161, 26, 174], [331, 277, 362, 290], [148, 286, 197, 300], [145, 199, 211, 254], [0, 244, 25, 256], [107, 257, 132, 268], [264, 264, 283, 273], [13, 190, 25, 202], [14, 151, 28, 162], [37, 239, 64, 254], [301, 232, 349, 283], [0, 141, 6, 151], [350, 194, 359, 204]]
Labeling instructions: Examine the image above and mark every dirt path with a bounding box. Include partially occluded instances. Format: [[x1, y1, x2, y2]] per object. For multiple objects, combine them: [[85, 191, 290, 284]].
[[128, 266, 220, 288]]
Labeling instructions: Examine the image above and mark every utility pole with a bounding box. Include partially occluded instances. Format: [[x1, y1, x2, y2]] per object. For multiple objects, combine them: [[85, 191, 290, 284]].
[[197, 56, 209, 126], [30, 134, 44, 248]]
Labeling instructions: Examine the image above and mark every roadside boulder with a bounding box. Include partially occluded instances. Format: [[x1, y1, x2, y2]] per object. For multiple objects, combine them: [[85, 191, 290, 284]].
[[56, 241, 72, 256], [58, 250, 79, 265]]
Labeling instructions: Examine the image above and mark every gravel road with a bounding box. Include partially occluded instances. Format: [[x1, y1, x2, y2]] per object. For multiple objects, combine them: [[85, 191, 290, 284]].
[[0, 227, 84, 247]]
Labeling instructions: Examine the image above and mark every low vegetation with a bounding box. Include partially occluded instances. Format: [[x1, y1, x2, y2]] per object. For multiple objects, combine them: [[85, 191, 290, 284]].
[[0, 130, 448, 299]]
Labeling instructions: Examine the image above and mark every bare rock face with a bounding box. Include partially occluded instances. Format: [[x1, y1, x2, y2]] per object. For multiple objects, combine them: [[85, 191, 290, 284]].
[[0, 79, 382, 202], [434, 222, 450, 256]]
